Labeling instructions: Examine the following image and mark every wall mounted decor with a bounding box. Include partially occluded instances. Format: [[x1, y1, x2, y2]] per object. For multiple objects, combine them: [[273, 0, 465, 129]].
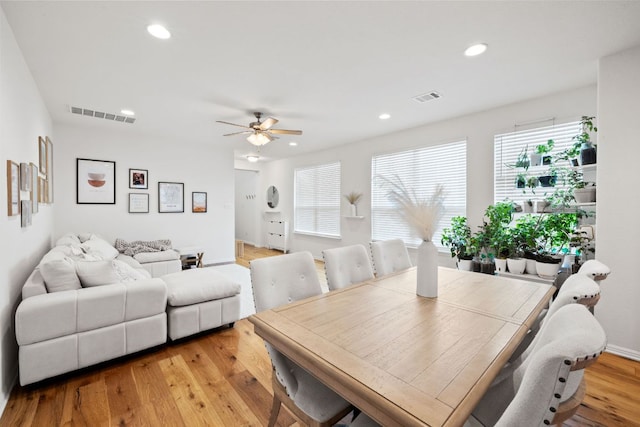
[[129, 168, 148, 189], [20, 162, 31, 191], [128, 193, 149, 213], [30, 163, 38, 214], [38, 177, 45, 203], [76, 158, 116, 204], [21, 200, 31, 227], [38, 136, 47, 175], [46, 137, 53, 203], [192, 192, 207, 213], [7, 160, 20, 216], [158, 182, 184, 213]]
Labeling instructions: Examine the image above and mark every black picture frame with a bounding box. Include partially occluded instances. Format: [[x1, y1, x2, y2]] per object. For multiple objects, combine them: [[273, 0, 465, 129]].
[[192, 191, 207, 213], [129, 168, 148, 189], [76, 158, 116, 204], [128, 193, 149, 213], [158, 182, 184, 213]]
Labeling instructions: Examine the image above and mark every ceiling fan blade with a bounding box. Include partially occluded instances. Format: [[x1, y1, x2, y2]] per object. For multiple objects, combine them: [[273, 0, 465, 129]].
[[223, 131, 252, 136], [268, 129, 303, 135], [216, 120, 252, 130], [259, 117, 278, 130]]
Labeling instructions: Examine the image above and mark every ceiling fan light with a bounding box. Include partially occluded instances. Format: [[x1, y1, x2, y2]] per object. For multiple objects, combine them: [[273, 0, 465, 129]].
[[247, 132, 273, 146], [247, 155, 259, 163]]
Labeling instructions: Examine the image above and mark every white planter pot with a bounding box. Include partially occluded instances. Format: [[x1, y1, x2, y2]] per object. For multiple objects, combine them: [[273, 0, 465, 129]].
[[530, 153, 542, 166], [507, 258, 526, 274], [573, 187, 596, 203], [536, 260, 561, 279], [494, 258, 507, 273], [457, 259, 473, 271], [416, 240, 438, 297], [523, 202, 534, 213], [525, 258, 537, 275]]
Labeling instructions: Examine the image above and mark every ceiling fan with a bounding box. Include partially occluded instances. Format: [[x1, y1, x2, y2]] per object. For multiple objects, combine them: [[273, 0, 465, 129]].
[[216, 112, 302, 146]]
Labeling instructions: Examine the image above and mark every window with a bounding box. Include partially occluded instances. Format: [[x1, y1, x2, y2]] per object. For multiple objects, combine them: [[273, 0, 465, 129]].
[[494, 121, 582, 204], [371, 141, 466, 249], [294, 162, 341, 237]]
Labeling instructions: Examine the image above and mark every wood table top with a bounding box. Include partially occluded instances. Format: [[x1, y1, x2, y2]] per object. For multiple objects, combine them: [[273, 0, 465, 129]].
[[249, 267, 555, 427]]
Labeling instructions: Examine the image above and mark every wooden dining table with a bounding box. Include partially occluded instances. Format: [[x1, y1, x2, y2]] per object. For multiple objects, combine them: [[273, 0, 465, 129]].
[[249, 266, 555, 427]]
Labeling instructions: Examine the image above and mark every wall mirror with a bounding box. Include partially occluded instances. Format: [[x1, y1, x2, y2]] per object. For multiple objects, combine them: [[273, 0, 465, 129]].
[[267, 185, 279, 208]]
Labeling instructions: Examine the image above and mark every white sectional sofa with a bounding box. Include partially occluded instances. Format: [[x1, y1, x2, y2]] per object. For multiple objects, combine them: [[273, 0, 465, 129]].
[[15, 233, 241, 386]]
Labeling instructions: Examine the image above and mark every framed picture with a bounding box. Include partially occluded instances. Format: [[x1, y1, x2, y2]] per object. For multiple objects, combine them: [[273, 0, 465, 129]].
[[7, 160, 20, 216], [46, 137, 53, 203], [158, 182, 184, 213], [38, 136, 47, 175], [38, 177, 46, 203], [20, 163, 31, 191], [192, 192, 207, 213], [76, 158, 116, 204], [30, 163, 38, 214], [129, 168, 148, 189], [129, 193, 149, 213], [21, 200, 31, 227]]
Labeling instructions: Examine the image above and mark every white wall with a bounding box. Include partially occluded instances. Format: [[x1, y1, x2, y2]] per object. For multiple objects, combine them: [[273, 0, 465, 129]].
[[235, 169, 260, 246], [53, 123, 236, 265], [0, 8, 54, 412], [596, 45, 640, 359], [260, 85, 597, 268]]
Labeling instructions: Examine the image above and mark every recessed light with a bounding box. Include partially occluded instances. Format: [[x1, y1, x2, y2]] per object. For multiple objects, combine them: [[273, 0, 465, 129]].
[[289, 141, 298, 147], [120, 109, 135, 116], [147, 24, 171, 40], [247, 155, 259, 163], [379, 113, 391, 120], [464, 43, 487, 57]]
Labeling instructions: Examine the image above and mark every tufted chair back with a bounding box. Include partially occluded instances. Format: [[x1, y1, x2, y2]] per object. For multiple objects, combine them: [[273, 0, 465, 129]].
[[473, 304, 606, 427], [369, 239, 412, 277], [250, 251, 352, 426], [322, 244, 374, 291], [578, 259, 611, 282]]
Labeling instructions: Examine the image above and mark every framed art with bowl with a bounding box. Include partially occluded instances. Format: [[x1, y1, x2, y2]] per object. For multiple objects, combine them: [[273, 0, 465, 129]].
[[76, 158, 116, 204]]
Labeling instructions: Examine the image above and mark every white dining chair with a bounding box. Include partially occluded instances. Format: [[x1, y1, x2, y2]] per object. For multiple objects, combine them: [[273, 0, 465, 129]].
[[351, 304, 607, 427], [322, 244, 374, 291], [250, 251, 353, 426], [369, 239, 412, 277], [578, 259, 611, 282], [509, 273, 601, 363]]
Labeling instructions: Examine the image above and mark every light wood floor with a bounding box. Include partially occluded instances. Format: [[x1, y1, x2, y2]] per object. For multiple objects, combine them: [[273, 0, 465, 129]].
[[2, 245, 639, 426]]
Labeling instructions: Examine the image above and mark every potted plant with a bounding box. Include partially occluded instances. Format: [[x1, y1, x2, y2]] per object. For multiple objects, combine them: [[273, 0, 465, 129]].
[[513, 214, 541, 274], [523, 199, 534, 213], [475, 201, 515, 274], [531, 139, 555, 166], [535, 213, 578, 279], [515, 173, 527, 189], [441, 216, 477, 271], [574, 115, 598, 165], [507, 146, 531, 170]]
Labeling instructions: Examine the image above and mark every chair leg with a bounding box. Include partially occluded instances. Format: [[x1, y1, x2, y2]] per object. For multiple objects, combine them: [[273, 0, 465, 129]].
[[268, 395, 282, 427]]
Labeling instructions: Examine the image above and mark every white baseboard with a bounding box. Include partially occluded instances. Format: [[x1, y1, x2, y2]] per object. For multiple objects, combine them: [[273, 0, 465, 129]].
[[605, 344, 640, 361]]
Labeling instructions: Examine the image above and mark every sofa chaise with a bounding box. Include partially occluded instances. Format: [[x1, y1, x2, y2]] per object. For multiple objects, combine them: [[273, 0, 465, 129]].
[[15, 233, 241, 386]]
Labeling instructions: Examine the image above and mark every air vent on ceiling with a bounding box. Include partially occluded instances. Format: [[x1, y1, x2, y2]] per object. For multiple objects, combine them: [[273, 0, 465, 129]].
[[412, 91, 442, 103], [69, 106, 135, 124]]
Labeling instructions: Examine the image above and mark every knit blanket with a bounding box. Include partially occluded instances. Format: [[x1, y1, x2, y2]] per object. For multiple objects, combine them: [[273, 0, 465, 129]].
[[114, 238, 172, 256]]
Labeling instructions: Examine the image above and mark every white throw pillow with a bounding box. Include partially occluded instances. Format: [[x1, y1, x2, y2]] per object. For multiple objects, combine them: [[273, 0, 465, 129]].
[[112, 259, 150, 282], [40, 257, 82, 293], [75, 260, 121, 287], [55, 233, 81, 247], [80, 238, 119, 260]]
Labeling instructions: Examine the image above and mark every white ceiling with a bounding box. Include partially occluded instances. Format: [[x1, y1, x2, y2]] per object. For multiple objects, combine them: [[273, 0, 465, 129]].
[[3, 1, 640, 162]]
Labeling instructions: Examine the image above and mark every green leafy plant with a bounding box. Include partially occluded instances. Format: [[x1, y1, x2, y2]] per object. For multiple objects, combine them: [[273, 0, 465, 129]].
[[476, 201, 515, 257], [535, 139, 555, 154], [507, 146, 530, 170], [537, 213, 578, 258], [441, 216, 476, 260], [574, 116, 598, 147]]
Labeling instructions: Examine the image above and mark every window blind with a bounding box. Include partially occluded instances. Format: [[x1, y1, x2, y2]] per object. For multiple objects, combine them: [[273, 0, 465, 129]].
[[494, 121, 581, 204], [294, 161, 341, 237], [371, 141, 466, 249]]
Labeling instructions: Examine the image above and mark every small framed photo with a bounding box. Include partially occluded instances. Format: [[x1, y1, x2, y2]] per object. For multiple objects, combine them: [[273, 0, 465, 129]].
[[38, 177, 46, 203], [129, 168, 148, 189], [7, 160, 20, 216], [77, 158, 116, 204], [129, 193, 149, 213], [21, 200, 31, 227], [192, 192, 207, 213], [46, 137, 53, 203], [158, 182, 184, 213], [20, 162, 31, 191], [38, 136, 47, 175], [30, 163, 38, 214]]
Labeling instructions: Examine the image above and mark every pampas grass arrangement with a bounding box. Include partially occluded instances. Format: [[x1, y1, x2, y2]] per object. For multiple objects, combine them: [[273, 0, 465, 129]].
[[381, 176, 445, 242], [344, 191, 363, 205]]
